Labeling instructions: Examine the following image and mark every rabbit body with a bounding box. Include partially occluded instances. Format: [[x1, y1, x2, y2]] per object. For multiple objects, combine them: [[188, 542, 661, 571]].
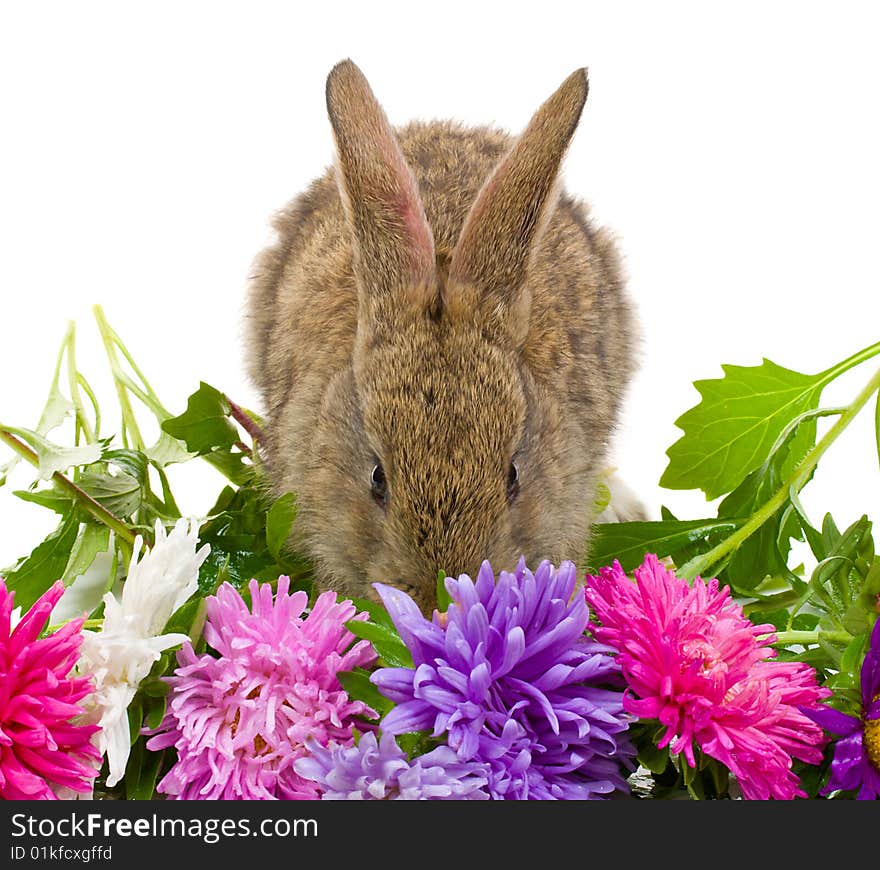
[[245, 62, 638, 611]]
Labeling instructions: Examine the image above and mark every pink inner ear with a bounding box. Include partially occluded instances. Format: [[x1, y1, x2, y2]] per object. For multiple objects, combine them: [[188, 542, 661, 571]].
[[385, 143, 435, 282]]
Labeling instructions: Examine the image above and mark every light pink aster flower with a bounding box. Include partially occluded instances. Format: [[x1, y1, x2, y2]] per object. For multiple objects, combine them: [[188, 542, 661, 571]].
[[0, 579, 101, 799], [585, 554, 830, 800], [146, 576, 377, 799]]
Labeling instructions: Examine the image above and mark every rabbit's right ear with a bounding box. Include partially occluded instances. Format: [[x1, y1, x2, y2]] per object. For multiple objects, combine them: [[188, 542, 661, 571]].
[[447, 68, 589, 347], [326, 60, 436, 342]]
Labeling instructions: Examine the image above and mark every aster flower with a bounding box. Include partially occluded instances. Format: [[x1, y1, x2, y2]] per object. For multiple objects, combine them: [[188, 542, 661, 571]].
[[585, 554, 831, 800], [371, 558, 634, 800], [294, 731, 490, 799], [147, 577, 378, 800], [803, 616, 880, 799], [76, 517, 209, 788], [0, 579, 101, 799]]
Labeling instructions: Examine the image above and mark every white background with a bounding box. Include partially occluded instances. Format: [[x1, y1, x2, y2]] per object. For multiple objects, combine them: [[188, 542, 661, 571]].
[[1, 1, 879, 572]]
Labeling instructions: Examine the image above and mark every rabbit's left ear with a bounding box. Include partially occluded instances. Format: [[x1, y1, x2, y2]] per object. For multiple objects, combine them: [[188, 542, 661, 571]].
[[447, 68, 589, 346], [326, 60, 436, 340]]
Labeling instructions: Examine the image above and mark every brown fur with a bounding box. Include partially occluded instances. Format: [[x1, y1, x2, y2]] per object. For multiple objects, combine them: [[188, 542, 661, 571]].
[[245, 60, 638, 612]]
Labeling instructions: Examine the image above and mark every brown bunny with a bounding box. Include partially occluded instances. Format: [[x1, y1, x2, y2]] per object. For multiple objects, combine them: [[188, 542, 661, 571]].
[[245, 59, 639, 613]]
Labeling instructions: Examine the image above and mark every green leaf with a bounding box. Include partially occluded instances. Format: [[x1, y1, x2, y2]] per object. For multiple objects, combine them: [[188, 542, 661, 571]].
[[60, 523, 111, 587], [592, 480, 612, 516], [349, 596, 395, 629], [76, 469, 143, 519], [436, 569, 452, 612], [144, 430, 195, 467], [143, 696, 167, 731], [1, 358, 74, 486], [161, 382, 239, 455], [3, 513, 80, 611], [346, 618, 413, 668], [0, 424, 103, 481], [265, 492, 298, 560], [660, 359, 826, 499], [14, 486, 79, 515], [637, 740, 672, 775], [125, 736, 164, 801], [101, 448, 149, 483], [716, 412, 816, 589], [584, 518, 744, 573], [129, 745, 164, 801], [336, 668, 392, 716]]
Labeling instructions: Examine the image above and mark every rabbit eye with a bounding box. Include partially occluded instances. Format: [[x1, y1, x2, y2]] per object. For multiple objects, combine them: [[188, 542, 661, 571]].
[[371, 462, 387, 507], [506, 461, 520, 503]]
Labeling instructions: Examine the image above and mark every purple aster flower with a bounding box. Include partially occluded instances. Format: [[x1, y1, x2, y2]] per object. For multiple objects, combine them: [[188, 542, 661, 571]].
[[803, 617, 880, 799], [294, 732, 490, 799], [371, 558, 634, 800], [146, 576, 377, 799]]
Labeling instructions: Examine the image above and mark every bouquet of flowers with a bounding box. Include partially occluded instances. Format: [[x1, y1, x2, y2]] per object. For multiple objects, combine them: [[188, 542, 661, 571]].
[[1, 307, 878, 800]]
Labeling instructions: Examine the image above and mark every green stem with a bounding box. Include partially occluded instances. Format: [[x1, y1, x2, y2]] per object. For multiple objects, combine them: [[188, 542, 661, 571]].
[[76, 373, 102, 440], [93, 306, 146, 449], [679, 364, 880, 580], [817, 339, 880, 385], [0, 429, 137, 547], [64, 322, 96, 444], [93, 304, 171, 421], [773, 629, 852, 646]]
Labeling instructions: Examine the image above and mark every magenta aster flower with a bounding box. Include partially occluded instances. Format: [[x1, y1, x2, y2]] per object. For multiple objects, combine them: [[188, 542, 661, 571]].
[[0, 579, 101, 799], [295, 731, 491, 799], [371, 559, 634, 800], [803, 616, 880, 799], [585, 554, 831, 800], [146, 576, 378, 799]]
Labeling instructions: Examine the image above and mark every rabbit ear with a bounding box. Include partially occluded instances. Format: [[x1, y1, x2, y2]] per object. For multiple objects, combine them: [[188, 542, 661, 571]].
[[447, 68, 589, 345], [326, 60, 436, 334]]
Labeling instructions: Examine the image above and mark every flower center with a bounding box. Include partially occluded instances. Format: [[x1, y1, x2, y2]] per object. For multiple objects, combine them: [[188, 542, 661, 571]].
[[865, 696, 880, 772]]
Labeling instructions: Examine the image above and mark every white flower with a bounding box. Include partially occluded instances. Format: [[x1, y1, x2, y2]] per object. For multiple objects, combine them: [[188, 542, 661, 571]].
[[77, 517, 210, 788]]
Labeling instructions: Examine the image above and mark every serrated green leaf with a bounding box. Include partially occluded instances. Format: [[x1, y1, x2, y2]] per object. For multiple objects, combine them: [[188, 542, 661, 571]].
[[0, 424, 103, 481], [144, 430, 195, 467], [266, 492, 297, 560], [161, 382, 239, 455], [660, 359, 826, 499], [60, 523, 111, 587], [76, 469, 143, 518], [3, 513, 80, 611], [716, 413, 816, 589], [1, 360, 75, 486], [584, 518, 744, 574]]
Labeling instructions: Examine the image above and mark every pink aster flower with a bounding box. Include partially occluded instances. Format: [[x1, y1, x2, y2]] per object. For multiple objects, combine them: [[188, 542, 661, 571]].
[[585, 554, 830, 800], [0, 579, 101, 799], [146, 576, 377, 799]]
